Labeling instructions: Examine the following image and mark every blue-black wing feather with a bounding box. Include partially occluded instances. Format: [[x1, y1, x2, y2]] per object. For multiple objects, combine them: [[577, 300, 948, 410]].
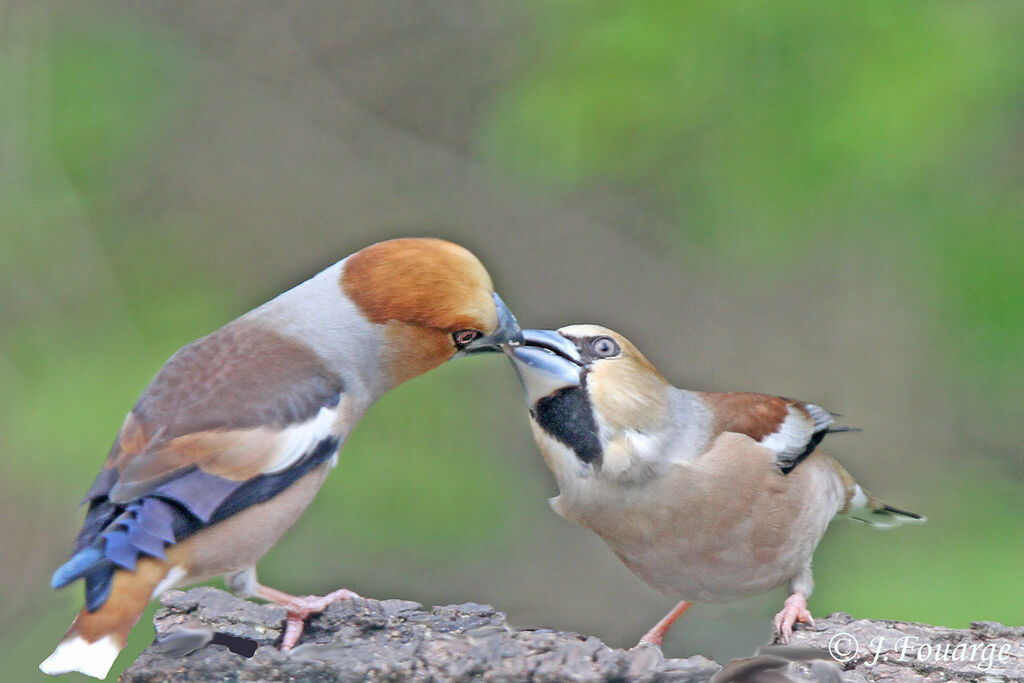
[[53, 436, 340, 612]]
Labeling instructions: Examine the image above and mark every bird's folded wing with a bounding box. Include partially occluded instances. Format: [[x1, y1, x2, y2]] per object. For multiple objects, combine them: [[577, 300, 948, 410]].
[[78, 324, 348, 545], [699, 392, 836, 474]]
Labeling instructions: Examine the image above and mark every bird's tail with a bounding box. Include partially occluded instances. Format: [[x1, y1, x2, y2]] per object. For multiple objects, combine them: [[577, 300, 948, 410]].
[[39, 556, 171, 679], [843, 483, 927, 528]]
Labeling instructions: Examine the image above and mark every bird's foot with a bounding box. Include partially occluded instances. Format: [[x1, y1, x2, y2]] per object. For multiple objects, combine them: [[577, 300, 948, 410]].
[[256, 584, 360, 650], [773, 592, 814, 643], [279, 588, 360, 650]]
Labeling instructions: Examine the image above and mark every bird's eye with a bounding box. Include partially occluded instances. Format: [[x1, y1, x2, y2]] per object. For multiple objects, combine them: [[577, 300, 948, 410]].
[[452, 329, 482, 347], [591, 336, 620, 358]]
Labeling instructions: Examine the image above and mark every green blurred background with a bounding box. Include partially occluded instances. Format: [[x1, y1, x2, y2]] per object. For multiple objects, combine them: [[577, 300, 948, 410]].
[[2, 1, 1021, 679]]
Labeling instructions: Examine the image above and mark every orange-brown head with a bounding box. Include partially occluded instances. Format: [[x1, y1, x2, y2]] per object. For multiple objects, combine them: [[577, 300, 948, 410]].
[[341, 238, 520, 386]]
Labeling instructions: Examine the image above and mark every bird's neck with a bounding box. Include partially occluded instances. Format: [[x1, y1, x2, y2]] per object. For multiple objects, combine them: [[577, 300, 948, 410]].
[[596, 387, 714, 482], [243, 259, 390, 407]]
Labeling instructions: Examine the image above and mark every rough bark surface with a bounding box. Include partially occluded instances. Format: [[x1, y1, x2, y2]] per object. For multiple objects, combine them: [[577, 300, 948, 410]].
[[121, 588, 1022, 682]]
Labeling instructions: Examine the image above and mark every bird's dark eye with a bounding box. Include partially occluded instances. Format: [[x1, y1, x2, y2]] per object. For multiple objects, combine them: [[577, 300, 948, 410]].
[[453, 329, 482, 347], [591, 336, 620, 358]]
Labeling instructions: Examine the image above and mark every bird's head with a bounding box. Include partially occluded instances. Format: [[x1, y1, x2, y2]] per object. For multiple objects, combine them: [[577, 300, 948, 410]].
[[341, 238, 521, 386], [504, 324, 673, 476]]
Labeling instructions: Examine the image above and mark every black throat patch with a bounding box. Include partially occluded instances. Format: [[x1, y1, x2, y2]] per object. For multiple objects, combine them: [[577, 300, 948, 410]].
[[531, 385, 602, 466]]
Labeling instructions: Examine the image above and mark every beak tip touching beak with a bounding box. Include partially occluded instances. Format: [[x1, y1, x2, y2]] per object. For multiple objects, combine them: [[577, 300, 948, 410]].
[[504, 329, 584, 403], [457, 292, 523, 354], [494, 292, 524, 346]]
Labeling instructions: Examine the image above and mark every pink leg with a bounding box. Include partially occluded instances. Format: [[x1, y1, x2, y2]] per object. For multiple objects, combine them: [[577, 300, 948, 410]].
[[638, 600, 692, 647], [256, 584, 360, 650], [773, 592, 814, 643]]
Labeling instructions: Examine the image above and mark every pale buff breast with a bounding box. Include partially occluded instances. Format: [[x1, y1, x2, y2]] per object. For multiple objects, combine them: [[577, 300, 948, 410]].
[[553, 432, 846, 603], [175, 462, 334, 581]]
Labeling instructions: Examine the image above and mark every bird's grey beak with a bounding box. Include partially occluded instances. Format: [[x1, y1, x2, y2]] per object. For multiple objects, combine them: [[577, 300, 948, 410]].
[[458, 292, 523, 355], [504, 328, 583, 405]]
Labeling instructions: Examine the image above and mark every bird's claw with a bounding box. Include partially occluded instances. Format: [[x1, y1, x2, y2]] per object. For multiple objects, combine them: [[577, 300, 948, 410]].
[[280, 588, 360, 650], [773, 592, 814, 644]]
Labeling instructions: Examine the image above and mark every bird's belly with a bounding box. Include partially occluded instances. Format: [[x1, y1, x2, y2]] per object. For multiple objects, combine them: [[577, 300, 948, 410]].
[[178, 463, 333, 580], [556, 457, 838, 604], [609, 529, 807, 603]]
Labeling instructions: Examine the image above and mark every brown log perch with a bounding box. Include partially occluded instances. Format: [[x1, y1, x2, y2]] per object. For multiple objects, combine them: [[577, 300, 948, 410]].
[[121, 587, 1022, 682]]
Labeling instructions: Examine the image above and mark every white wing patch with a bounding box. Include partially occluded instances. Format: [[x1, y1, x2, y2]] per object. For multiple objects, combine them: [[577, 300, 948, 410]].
[[262, 403, 340, 474], [759, 403, 833, 467]]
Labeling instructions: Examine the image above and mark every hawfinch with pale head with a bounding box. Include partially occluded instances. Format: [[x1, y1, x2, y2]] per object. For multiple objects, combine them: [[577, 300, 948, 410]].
[[41, 238, 521, 678], [504, 325, 924, 648]]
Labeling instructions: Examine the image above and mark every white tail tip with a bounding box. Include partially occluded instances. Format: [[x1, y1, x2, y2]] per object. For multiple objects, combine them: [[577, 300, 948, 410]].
[[39, 635, 120, 679]]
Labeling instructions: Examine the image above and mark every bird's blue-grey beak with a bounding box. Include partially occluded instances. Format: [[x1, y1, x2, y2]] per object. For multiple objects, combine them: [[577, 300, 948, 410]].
[[504, 328, 583, 404], [458, 292, 523, 354]]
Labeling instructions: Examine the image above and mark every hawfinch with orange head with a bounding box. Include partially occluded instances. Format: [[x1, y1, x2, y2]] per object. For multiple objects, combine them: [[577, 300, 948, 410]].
[[504, 325, 924, 648], [41, 238, 521, 678]]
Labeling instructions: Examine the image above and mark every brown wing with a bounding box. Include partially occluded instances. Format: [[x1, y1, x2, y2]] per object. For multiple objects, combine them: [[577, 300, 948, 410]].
[[699, 392, 841, 473], [90, 322, 346, 505], [58, 322, 350, 614]]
